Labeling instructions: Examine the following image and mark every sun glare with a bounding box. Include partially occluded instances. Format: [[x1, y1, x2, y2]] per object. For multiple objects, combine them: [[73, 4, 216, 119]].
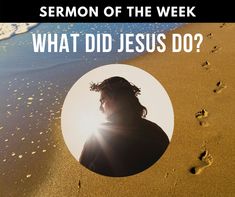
[[77, 106, 106, 144], [61, 79, 107, 159]]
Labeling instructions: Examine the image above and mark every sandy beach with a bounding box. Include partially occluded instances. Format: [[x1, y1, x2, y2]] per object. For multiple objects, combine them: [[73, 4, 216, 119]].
[[1, 23, 234, 196]]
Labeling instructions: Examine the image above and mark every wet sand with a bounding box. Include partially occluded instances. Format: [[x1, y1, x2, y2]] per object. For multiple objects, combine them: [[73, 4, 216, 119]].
[[1, 23, 235, 196]]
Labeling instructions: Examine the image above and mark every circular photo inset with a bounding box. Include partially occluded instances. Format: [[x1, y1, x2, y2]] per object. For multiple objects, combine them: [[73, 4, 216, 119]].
[[61, 64, 174, 177]]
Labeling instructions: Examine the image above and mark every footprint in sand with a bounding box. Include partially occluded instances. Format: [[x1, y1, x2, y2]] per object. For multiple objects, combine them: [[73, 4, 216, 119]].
[[211, 45, 221, 53], [206, 33, 213, 39], [213, 81, 227, 94], [195, 109, 209, 127], [219, 23, 226, 28], [199, 120, 210, 127], [201, 60, 210, 70], [195, 109, 208, 119], [190, 150, 213, 175]]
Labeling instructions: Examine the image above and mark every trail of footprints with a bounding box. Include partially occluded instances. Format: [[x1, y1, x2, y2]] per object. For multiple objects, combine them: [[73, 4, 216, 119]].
[[191, 23, 228, 175]]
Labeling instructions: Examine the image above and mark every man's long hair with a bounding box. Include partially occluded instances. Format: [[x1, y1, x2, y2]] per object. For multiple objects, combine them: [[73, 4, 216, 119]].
[[90, 76, 147, 118]]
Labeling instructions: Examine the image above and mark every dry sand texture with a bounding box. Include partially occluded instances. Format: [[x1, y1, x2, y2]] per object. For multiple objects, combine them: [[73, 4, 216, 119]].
[[1, 23, 234, 197]]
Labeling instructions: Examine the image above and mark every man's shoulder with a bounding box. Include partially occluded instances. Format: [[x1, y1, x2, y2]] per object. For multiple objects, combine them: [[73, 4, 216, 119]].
[[141, 118, 163, 132], [142, 118, 162, 129], [140, 119, 169, 143]]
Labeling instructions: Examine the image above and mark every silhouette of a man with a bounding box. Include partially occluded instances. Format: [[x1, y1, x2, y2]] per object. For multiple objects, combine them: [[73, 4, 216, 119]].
[[79, 76, 169, 177]]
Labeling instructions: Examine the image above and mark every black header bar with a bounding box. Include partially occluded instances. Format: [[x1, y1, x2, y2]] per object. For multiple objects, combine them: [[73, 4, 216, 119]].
[[0, 1, 233, 22]]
